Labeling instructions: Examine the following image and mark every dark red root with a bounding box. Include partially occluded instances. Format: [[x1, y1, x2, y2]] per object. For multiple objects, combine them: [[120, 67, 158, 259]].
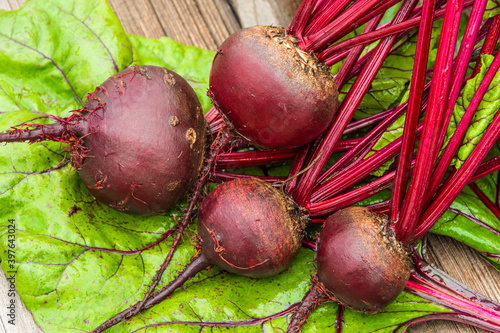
[[92, 255, 210, 333], [287, 279, 332, 333], [316, 207, 412, 313], [80, 65, 206, 214], [208, 25, 338, 149], [0, 65, 207, 215]]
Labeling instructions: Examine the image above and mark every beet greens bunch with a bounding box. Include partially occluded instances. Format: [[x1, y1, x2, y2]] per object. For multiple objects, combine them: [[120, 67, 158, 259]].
[[89, 1, 500, 332], [2, 0, 500, 332]]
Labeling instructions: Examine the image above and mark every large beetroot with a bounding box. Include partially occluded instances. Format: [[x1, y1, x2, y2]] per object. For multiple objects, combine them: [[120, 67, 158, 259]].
[[0, 65, 206, 214]]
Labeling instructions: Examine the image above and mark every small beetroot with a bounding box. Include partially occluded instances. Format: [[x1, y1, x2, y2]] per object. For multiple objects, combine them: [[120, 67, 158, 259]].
[[0, 65, 206, 215], [198, 177, 307, 277], [92, 177, 308, 332], [316, 206, 412, 313]]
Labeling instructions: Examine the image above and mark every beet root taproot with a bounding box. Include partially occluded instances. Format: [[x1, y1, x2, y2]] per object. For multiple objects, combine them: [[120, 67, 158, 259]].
[[316, 206, 412, 313], [208, 25, 338, 150], [0, 65, 206, 215]]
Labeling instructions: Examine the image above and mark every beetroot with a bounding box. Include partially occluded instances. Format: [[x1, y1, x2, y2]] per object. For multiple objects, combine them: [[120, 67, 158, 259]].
[[0, 65, 206, 215], [208, 25, 338, 149], [316, 206, 412, 313], [92, 177, 308, 332]]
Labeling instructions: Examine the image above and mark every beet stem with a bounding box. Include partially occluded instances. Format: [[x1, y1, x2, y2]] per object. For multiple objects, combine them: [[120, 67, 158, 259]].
[[302, 0, 352, 37], [294, 0, 417, 207], [309, 163, 407, 216], [288, 0, 319, 40], [397, 0, 464, 245], [334, 14, 384, 90], [389, 0, 437, 225], [415, 102, 500, 240], [213, 171, 285, 185], [322, 5, 447, 62], [215, 149, 298, 169], [311, 123, 423, 203], [424, 43, 500, 206], [315, 87, 428, 187], [468, 183, 500, 224], [286, 283, 325, 333], [92, 254, 209, 333], [304, 0, 401, 54]]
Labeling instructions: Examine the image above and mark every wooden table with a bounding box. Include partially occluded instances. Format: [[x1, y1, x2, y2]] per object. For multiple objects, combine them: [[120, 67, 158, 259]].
[[0, 1, 499, 332]]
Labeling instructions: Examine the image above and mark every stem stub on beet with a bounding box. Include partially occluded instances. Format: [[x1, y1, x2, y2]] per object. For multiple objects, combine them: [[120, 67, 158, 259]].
[[316, 207, 412, 313]]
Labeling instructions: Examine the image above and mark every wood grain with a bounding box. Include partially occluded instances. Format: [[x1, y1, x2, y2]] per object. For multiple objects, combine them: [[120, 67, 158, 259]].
[[0, 1, 499, 333]]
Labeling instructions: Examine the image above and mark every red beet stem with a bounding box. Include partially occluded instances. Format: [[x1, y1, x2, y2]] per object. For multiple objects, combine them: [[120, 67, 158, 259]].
[[334, 14, 384, 90], [312, 122, 423, 203], [310, 167, 397, 216], [397, 0, 465, 245], [204, 106, 219, 124], [436, 0, 487, 142], [321, 1, 475, 62], [472, 155, 500, 183], [311, 148, 500, 218], [315, 85, 429, 187], [305, 0, 402, 54], [293, 0, 417, 207], [302, 0, 352, 37], [389, 0, 437, 224], [212, 171, 285, 185], [288, 0, 319, 40], [472, 15, 500, 78], [343, 108, 399, 135], [415, 105, 500, 241], [92, 255, 209, 333], [215, 149, 298, 169], [285, 144, 312, 196], [469, 183, 500, 222]]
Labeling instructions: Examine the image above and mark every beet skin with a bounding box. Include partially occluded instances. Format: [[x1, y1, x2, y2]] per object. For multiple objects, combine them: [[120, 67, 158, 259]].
[[316, 207, 412, 313], [209, 25, 338, 149], [79, 65, 206, 215], [197, 178, 307, 278]]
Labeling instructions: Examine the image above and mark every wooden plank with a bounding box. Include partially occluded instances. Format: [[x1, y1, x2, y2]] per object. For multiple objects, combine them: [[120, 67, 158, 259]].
[[230, 0, 300, 28], [0, 0, 23, 11], [108, 0, 241, 51]]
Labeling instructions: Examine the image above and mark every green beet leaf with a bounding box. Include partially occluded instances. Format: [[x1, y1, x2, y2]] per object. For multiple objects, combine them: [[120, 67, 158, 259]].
[[485, 0, 500, 19]]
